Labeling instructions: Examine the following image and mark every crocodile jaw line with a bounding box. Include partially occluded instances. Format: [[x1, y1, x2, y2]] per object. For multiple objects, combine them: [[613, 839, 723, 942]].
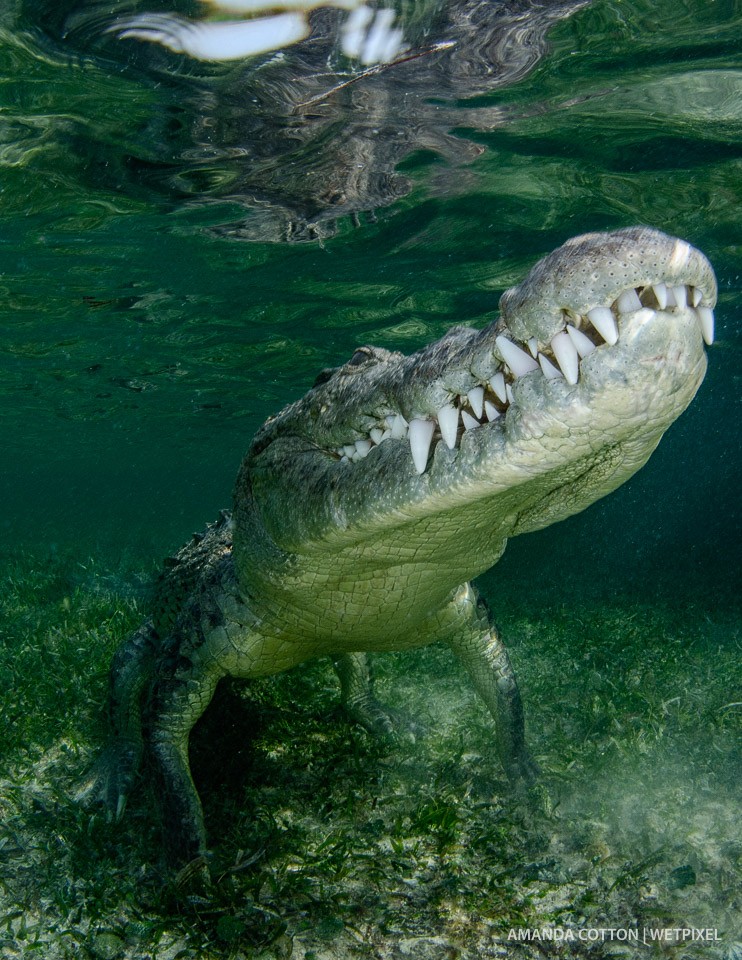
[[332, 284, 713, 476]]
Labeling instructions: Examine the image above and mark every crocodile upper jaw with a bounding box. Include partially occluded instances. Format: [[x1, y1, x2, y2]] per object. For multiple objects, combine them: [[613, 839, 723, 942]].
[[240, 228, 715, 561]]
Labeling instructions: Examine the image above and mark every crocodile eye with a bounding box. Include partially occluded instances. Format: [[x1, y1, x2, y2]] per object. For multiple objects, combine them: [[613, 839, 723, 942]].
[[348, 347, 374, 367], [312, 367, 337, 388]]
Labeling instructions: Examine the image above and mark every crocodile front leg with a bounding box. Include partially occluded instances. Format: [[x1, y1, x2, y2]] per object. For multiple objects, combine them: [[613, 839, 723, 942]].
[[440, 582, 539, 786], [76, 619, 158, 819]]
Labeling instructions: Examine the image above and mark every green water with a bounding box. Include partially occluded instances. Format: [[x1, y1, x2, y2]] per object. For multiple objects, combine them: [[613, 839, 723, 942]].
[[2, 0, 739, 600], [0, 2, 740, 957]]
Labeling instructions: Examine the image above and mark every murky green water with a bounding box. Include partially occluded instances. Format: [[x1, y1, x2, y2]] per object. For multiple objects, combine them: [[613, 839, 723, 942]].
[[2, 0, 739, 603]]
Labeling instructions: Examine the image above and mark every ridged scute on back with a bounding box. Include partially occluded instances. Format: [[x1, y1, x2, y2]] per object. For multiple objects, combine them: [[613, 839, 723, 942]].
[[151, 511, 234, 637]]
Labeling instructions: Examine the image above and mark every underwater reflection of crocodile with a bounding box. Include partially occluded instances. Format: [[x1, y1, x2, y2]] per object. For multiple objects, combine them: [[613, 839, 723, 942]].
[[58, 0, 590, 241]]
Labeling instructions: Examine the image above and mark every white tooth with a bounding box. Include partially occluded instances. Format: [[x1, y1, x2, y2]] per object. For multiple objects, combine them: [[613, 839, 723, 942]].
[[586, 307, 618, 345], [617, 289, 642, 314], [538, 353, 563, 380], [390, 414, 408, 439], [633, 308, 657, 330], [343, 445, 356, 458], [696, 306, 714, 345], [467, 386, 484, 419], [669, 239, 691, 271], [495, 335, 539, 376], [380, 428, 392, 442], [566, 324, 596, 359], [527, 337, 539, 358], [350, 451, 361, 462], [370, 428, 384, 445], [384, 415, 396, 428], [550, 331, 580, 385], [653, 282, 668, 309], [489, 371, 507, 403], [461, 410, 480, 431], [484, 400, 500, 421], [408, 418, 435, 474], [664, 285, 677, 308], [340, 455, 349, 463], [673, 285, 687, 309], [437, 405, 459, 450], [691, 287, 703, 307], [505, 384, 514, 405], [355, 439, 372, 458]]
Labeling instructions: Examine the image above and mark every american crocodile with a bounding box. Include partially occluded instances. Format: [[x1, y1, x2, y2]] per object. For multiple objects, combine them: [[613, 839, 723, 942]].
[[79, 226, 716, 868]]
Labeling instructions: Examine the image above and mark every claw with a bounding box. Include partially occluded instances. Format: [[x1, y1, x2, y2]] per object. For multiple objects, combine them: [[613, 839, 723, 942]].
[[73, 741, 141, 824], [115, 792, 127, 823]]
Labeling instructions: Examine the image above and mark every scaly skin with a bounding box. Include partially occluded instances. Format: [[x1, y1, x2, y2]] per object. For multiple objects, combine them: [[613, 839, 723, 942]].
[[78, 227, 717, 868]]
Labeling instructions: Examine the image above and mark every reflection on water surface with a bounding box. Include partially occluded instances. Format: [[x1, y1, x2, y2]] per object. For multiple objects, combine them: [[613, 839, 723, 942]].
[[48, 0, 589, 242]]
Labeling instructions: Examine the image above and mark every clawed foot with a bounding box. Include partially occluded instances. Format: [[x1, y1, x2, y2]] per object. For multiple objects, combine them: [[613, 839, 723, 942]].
[[505, 750, 541, 790], [74, 741, 141, 822], [345, 696, 424, 742], [506, 754, 554, 818]]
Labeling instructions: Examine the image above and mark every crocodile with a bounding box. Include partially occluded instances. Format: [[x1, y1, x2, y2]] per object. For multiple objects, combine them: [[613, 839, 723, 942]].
[[79, 226, 716, 868]]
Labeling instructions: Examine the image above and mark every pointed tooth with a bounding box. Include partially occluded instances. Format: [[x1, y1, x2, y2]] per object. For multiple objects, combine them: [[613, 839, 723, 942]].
[[550, 330, 580, 385], [566, 324, 596, 359], [691, 287, 702, 307], [484, 400, 500, 421], [343, 444, 356, 458], [369, 428, 384, 445], [380, 428, 392, 442], [586, 307, 618, 345], [390, 413, 408, 439], [408, 418, 435, 474], [467, 386, 484, 419], [527, 337, 539, 358], [653, 282, 668, 309], [355, 439, 372, 458], [538, 353, 563, 380], [616, 289, 642, 314], [489, 371, 507, 404], [437, 405, 459, 450], [340, 455, 349, 463], [672, 285, 687, 309], [505, 384, 514, 405], [664, 285, 677, 308], [461, 410, 480, 431], [630, 308, 657, 336], [696, 306, 714, 345], [669, 239, 692, 270], [495, 335, 540, 376]]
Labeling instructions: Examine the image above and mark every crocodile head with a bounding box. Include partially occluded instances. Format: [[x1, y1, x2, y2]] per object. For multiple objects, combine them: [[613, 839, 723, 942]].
[[234, 227, 715, 618]]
